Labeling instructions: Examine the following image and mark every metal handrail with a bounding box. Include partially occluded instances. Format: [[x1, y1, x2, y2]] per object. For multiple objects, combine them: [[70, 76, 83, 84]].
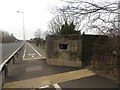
[[0, 43, 25, 71]]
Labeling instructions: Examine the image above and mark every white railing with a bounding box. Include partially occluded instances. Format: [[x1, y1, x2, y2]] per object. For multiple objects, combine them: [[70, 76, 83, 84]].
[[0, 42, 25, 89]]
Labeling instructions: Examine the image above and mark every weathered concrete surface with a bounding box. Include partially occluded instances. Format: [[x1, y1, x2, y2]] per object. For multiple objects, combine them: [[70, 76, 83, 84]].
[[46, 35, 82, 67], [3, 69, 95, 88]]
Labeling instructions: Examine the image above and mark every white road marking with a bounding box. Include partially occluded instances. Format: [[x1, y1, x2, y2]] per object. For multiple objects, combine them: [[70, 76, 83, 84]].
[[53, 83, 62, 90], [41, 57, 46, 59], [32, 53, 35, 58], [27, 43, 42, 57], [28, 54, 31, 56], [28, 53, 35, 58], [23, 57, 46, 60], [23, 43, 26, 59], [39, 85, 49, 89]]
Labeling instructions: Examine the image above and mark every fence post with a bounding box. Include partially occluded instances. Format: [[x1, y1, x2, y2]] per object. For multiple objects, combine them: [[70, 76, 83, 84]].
[[16, 52, 18, 58], [5, 64, 8, 77], [13, 56, 15, 64], [0, 71, 2, 90]]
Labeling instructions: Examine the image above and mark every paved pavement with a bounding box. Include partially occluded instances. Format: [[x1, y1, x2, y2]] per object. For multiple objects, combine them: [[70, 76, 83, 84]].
[[29, 43, 46, 57], [4, 58, 81, 83], [3, 69, 95, 88], [23, 43, 43, 60], [3, 42, 119, 89]]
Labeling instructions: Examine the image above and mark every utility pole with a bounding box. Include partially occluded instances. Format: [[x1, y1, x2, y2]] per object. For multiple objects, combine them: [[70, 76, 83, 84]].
[[17, 11, 25, 41]]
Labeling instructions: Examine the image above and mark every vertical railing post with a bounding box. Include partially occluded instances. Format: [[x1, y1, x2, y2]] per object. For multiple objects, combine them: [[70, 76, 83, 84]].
[[13, 56, 15, 64], [5, 64, 8, 77], [0, 71, 2, 90], [16, 52, 19, 58]]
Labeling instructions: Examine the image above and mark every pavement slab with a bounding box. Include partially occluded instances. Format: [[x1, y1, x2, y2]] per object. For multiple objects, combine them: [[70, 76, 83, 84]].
[[3, 69, 95, 88]]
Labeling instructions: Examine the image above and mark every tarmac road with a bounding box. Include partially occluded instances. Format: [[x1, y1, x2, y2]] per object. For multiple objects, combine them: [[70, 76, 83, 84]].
[[59, 75, 119, 88], [0, 42, 24, 63]]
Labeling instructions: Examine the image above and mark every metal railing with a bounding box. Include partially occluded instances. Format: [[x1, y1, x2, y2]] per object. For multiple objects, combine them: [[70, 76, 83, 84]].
[[0, 42, 25, 89]]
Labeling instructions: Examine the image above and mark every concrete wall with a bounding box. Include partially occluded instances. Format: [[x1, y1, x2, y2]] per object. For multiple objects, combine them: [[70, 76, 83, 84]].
[[45, 35, 82, 67]]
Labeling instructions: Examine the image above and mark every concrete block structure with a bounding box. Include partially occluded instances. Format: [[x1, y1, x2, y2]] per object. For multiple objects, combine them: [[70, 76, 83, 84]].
[[45, 34, 82, 67]]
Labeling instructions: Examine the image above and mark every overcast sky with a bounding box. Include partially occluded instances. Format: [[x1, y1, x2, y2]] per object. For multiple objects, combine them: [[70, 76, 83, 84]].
[[0, 0, 65, 40], [0, 0, 117, 40]]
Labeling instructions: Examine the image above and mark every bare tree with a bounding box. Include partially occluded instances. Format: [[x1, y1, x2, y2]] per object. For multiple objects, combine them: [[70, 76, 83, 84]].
[[48, 15, 63, 35], [34, 29, 42, 39], [48, 13, 82, 35], [53, 0, 120, 36], [0, 31, 2, 43], [34, 29, 45, 46], [0, 30, 16, 43], [42, 30, 50, 39]]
